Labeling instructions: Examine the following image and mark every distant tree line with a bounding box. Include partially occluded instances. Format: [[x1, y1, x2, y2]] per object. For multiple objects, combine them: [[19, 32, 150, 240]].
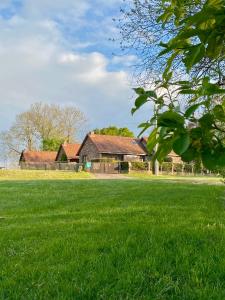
[[94, 126, 134, 137]]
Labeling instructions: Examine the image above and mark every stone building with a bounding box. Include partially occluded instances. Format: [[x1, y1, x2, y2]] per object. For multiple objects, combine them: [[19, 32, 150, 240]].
[[78, 133, 148, 163]]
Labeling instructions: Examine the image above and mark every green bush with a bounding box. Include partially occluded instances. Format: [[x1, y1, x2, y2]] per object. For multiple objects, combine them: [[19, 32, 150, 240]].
[[91, 158, 118, 163], [163, 156, 172, 162], [173, 163, 183, 173], [120, 161, 129, 171], [183, 163, 193, 173], [131, 161, 149, 171], [161, 162, 172, 172], [193, 159, 202, 174]]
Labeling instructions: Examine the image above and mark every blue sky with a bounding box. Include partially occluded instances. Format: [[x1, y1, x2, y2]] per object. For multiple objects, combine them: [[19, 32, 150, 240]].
[[0, 0, 151, 140]]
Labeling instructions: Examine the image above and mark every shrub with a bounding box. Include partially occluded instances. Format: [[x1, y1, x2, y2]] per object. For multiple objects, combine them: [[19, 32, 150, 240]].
[[173, 163, 183, 173], [193, 159, 202, 174], [120, 161, 129, 171], [161, 162, 172, 172], [183, 163, 193, 173], [163, 156, 173, 162], [131, 161, 149, 171]]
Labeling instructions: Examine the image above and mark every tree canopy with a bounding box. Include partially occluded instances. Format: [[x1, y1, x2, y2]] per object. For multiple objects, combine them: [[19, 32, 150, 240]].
[[94, 126, 134, 137], [1, 103, 86, 158], [122, 0, 225, 170]]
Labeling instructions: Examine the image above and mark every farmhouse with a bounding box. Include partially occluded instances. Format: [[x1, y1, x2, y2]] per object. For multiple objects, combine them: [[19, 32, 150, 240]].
[[19, 150, 57, 165], [55, 143, 80, 163], [78, 133, 148, 162]]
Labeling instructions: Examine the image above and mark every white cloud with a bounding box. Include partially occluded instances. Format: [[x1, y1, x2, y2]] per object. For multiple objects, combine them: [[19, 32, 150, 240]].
[[0, 0, 151, 139], [21, 0, 90, 21]]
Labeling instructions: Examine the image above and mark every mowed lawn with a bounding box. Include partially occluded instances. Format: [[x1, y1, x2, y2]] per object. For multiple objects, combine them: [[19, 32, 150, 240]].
[[0, 174, 225, 299]]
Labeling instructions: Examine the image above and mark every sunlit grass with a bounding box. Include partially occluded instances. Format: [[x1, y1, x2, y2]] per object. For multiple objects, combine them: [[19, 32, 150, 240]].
[[127, 172, 222, 184], [0, 179, 225, 299], [0, 169, 93, 180]]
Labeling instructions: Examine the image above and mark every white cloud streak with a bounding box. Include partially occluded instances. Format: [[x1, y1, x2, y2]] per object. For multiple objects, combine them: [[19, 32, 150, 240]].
[[0, 0, 151, 139]]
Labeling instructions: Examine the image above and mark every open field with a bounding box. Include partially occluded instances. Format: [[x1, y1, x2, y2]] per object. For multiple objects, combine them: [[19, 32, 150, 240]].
[[0, 174, 225, 299], [0, 170, 92, 180], [127, 172, 222, 185]]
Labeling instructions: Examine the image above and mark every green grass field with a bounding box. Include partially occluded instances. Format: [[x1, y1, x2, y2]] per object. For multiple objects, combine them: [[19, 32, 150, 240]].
[[0, 169, 92, 180], [0, 171, 225, 299], [127, 172, 222, 184]]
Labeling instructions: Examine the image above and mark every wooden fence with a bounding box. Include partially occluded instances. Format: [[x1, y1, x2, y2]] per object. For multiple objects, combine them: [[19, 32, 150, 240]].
[[130, 161, 214, 176], [20, 161, 216, 176], [20, 162, 82, 171]]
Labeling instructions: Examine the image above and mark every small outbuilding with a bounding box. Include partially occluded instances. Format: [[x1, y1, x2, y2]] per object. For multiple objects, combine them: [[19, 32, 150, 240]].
[[19, 150, 57, 165], [55, 143, 80, 163], [77, 133, 148, 163]]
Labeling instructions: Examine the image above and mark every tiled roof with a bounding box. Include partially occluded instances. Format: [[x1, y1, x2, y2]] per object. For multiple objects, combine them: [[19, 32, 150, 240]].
[[20, 151, 57, 163], [87, 134, 147, 155], [61, 143, 80, 159]]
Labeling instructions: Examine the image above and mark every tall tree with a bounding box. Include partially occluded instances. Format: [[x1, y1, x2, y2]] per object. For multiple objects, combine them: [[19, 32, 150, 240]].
[[1, 102, 86, 159], [120, 0, 225, 171], [94, 126, 134, 137]]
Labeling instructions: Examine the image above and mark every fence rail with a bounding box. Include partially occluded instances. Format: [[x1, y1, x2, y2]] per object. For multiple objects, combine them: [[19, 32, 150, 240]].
[[130, 161, 216, 176], [20, 162, 83, 171], [20, 161, 218, 176]]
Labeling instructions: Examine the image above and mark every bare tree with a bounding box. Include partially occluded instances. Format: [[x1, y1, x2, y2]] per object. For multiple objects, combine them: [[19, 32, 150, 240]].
[[117, 0, 225, 86], [59, 106, 86, 143], [0, 102, 87, 161]]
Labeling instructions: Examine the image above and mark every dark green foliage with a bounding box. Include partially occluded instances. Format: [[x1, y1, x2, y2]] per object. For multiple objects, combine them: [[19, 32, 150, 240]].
[[120, 161, 129, 171], [132, 0, 225, 170], [42, 138, 64, 151], [94, 126, 134, 137], [131, 161, 149, 171], [0, 180, 225, 299], [60, 153, 68, 162]]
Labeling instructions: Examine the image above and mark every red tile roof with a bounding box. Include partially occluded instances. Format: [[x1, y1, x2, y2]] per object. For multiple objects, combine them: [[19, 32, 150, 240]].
[[62, 143, 80, 159], [20, 151, 57, 163], [56, 143, 80, 161], [81, 134, 147, 155]]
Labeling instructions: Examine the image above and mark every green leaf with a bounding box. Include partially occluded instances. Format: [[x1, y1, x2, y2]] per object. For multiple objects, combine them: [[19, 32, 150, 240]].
[[157, 10, 173, 24], [179, 89, 198, 95], [131, 94, 148, 115], [173, 133, 191, 155], [146, 128, 158, 154], [183, 44, 205, 72], [199, 113, 214, 129], [163, 51, 179, 80], [202, 148, 225, 170], [133, 87, 145, 95], [159, 126, 168, 139], [190, 127, 202, 139], [145, 90, 158, 99], [181, 146, 198, 162], [154, 138, 174, 163], [158, 111, 185, 128], [213, 105, 225, 121], [184, 102, 205, 118], [138, 122, 152, 137]]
